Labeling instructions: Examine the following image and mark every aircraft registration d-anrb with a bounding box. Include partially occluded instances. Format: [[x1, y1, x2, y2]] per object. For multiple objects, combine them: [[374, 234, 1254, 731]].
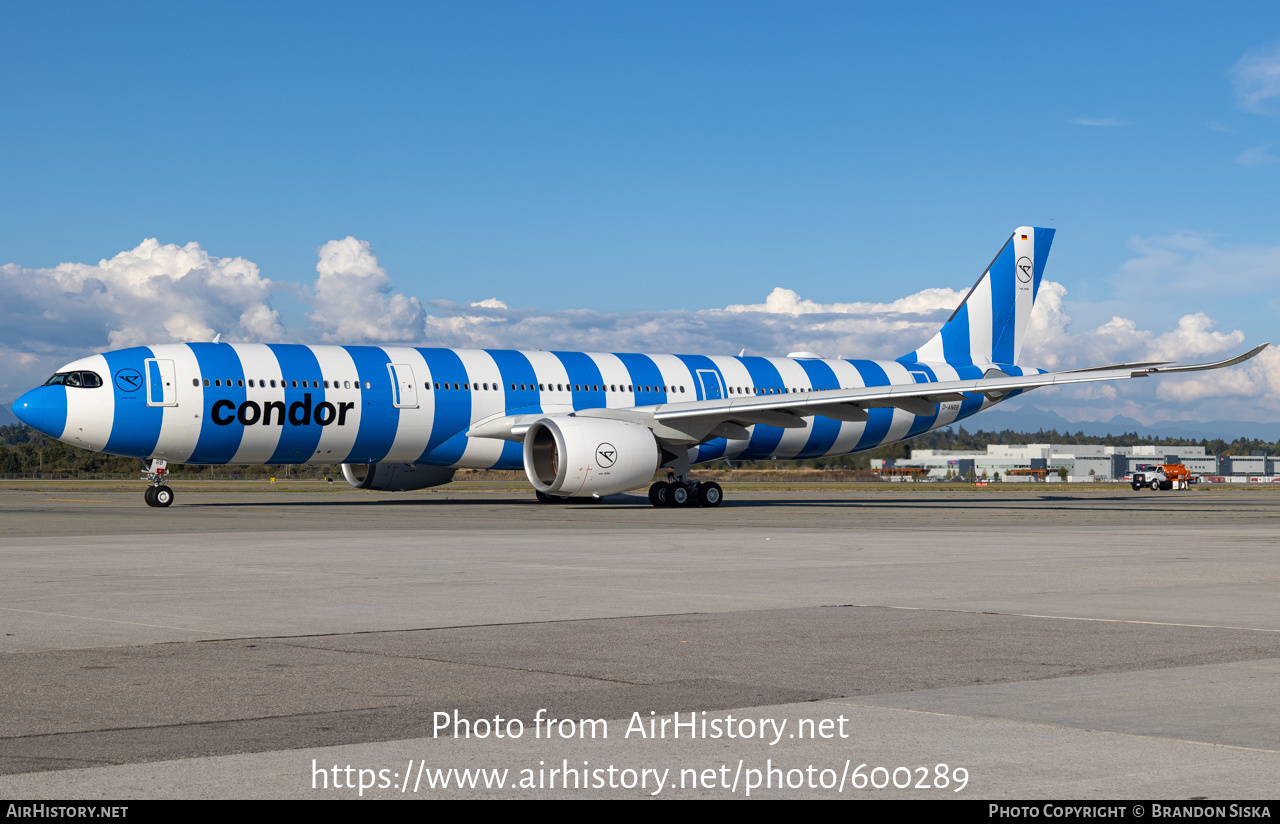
[[12, 227, 1268, 508]]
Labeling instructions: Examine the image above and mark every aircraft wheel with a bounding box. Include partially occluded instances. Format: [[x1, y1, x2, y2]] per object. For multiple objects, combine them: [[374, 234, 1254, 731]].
[[153, 486, 174, 507], [649, 482, 670, 507], [144, 486, 158, 507], [698, 482, 723, 507], [669, 483, 690, 506]]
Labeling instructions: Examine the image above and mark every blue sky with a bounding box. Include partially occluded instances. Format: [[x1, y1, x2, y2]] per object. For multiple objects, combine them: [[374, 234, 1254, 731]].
[[2, 2, 1279, 424]]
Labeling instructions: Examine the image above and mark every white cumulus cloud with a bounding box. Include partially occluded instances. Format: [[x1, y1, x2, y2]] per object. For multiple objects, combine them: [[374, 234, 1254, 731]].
[[721, 285, 965, 317], [308, 237, 424, 343], [470, 298, 508, 309], [0, 238, 284, 353]]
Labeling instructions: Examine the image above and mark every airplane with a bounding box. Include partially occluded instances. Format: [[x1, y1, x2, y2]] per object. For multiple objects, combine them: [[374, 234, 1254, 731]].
[[10, 226, 1268, 508]]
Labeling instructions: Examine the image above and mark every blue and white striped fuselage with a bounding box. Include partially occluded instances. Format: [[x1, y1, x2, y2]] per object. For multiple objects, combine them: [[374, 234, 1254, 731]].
[[40, 342, 1030, 468]]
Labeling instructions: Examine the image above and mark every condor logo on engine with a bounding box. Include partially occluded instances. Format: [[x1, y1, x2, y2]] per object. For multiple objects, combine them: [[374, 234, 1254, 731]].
[[595, 443, 617, 468]]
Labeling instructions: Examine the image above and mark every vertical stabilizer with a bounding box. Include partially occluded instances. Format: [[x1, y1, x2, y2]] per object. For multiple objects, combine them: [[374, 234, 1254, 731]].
[[900, 226, 1054, 367]]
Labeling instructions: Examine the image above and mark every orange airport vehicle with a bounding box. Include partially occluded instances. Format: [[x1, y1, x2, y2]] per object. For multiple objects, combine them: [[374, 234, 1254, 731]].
[[1130, 463, 1194, 491]]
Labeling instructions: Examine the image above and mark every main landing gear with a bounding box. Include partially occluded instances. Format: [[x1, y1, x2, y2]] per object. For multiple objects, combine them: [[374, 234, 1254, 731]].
[[142, 459, 174, 508], [648, 476, 723, 508]]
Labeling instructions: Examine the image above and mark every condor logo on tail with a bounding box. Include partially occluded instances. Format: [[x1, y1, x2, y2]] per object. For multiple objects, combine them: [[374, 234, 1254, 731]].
[[210, 394, 356, 427]]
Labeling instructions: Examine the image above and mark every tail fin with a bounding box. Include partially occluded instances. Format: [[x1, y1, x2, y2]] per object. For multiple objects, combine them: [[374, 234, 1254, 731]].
[[900, 226, 1054, 367]]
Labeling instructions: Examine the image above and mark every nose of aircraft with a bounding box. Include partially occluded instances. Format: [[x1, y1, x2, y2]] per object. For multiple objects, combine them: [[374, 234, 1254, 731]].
[[12, 385, 68, 437]]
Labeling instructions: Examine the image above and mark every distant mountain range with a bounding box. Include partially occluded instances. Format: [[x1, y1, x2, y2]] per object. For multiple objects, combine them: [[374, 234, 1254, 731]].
[[956, 406, 1280, 442], [3, 401, 1277, 443]]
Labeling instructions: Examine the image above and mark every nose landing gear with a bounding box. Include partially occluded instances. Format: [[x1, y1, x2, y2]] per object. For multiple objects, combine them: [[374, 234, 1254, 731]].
[[142, 459, 174, 507]]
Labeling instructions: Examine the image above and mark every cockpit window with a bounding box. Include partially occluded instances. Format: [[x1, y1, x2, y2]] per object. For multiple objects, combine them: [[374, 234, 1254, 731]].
[[43, 371, 102, 388]]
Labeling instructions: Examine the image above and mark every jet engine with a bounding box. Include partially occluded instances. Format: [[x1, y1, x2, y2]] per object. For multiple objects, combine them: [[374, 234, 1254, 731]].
[[341, 462, 456, 491], [523, 416, 661, 498]]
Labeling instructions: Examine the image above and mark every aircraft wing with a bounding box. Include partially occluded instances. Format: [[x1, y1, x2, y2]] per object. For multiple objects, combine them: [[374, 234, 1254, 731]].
[[467, 343, 1269, 446]]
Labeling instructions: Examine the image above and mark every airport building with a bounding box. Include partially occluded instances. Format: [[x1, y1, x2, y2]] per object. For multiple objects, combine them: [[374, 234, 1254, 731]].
[[872, 444, 1279, 483]]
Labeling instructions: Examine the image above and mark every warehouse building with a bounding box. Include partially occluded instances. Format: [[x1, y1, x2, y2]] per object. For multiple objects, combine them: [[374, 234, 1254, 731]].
[[873, 444, 1278, 483]]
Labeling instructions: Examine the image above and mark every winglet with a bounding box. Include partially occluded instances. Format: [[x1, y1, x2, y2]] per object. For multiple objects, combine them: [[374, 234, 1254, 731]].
[[1137, 342, 1270, 376]]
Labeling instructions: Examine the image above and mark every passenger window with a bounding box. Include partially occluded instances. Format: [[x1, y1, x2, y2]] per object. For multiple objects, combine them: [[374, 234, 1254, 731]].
[[203, 379, 210, 387], [193, 379, 199, 387], [365, 381, 371, 389], [238, 380, 244, 388], [270, 380, 277, 388], [434, 382, 440, 390]]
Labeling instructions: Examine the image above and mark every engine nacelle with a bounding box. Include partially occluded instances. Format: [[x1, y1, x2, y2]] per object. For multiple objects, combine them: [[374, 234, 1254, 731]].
[[523, 416, 660, 498], [341, 462, 456, 491]]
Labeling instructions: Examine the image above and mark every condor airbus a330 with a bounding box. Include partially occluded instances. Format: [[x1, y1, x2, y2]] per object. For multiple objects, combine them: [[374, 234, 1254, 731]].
[[12, 227, 1267, 508]]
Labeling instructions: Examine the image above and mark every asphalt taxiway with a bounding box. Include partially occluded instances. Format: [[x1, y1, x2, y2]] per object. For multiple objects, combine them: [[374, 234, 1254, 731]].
[[1, 482, 1277, 798]]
